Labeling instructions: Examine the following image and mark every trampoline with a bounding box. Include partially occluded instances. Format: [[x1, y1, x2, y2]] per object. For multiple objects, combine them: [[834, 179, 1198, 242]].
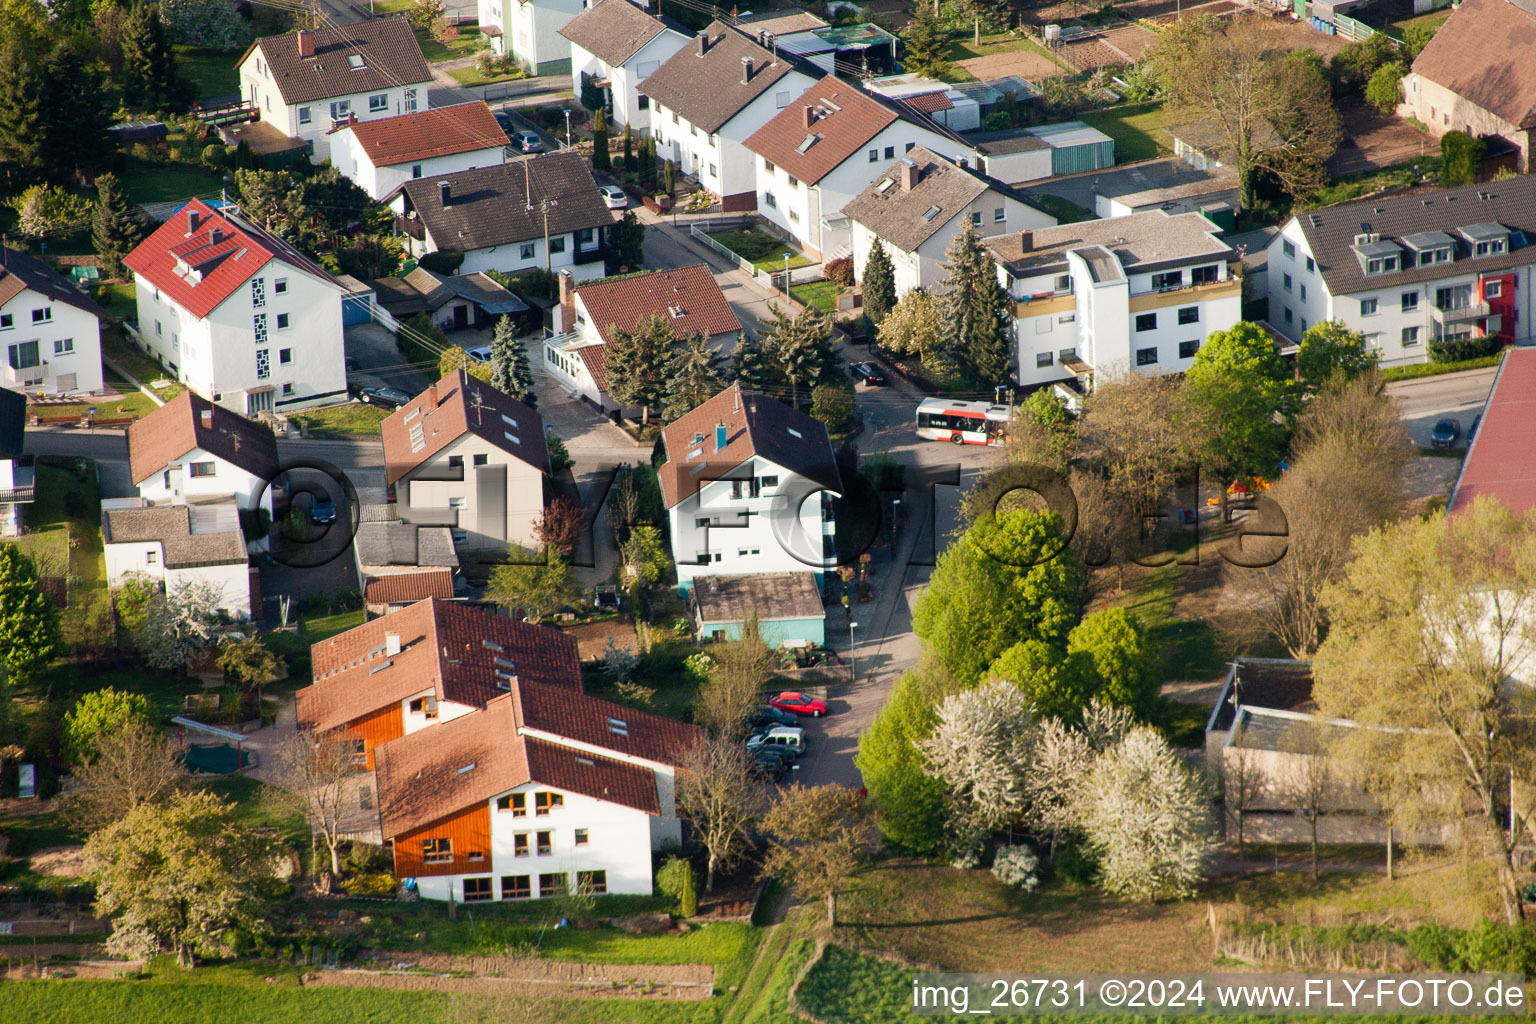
[[182, 743, 256, 774]]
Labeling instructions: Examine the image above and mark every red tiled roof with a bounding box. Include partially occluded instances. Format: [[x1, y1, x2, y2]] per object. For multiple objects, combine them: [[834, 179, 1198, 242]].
[[904, 91, 953, 113], [344, 102, 508, 168], [576, 343, 610, 391], [745, 74, 897, 185], [512, 676, 701, 768], [296, 598, 581, 733], [364, 568, 455, 604], [380, 370, 548, 485], [1450, 348, 1536, 516], [127, 390, 280, 486], [124, 200, 277, 319], [575, 264, 741, 346]]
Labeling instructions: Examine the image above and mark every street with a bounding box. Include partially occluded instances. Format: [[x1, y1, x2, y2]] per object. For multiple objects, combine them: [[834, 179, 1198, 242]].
[[1386, 363, 1498, 448]]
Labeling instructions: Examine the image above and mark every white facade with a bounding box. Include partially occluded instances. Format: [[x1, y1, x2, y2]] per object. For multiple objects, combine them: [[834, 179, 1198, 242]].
[[238, 50, 429, 164], [135, 445, 272, 513], [332, 133, 507, 202], [568, 29, 688, 132], [394, 210, 611, 280], [396, 433, 546, 552], [104, 553, 251, 619], [755, 124, 981, 258], [651, 75, 816, 208], [850, 193, 1053, 296], [0, 290, 103, 397], [668, 456, 835, 590], [1264, 217, 1536, 366], [481, 0, 585, 76], [132, 262, 348, 417]]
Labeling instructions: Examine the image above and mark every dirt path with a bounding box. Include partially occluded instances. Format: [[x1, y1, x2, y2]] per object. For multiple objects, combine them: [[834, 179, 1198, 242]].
[[306, 969, 713, 1000]]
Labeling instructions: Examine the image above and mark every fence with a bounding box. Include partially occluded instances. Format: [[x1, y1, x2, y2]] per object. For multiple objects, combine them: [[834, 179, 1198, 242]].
[[688, 223, 760, 276], [1333, 12, 1376, 39]]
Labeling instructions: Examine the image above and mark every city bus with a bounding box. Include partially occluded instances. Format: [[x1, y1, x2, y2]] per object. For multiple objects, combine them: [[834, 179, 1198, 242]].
[[915, 398, 1011, 445]]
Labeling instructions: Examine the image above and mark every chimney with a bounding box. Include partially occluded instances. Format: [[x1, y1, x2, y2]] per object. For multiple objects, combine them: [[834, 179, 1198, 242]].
[[741, 56, 754, 84], [427, 384, 438, 406], [1018, 229, 1033, 252], [697, 29, 710, 56], [297, 29, 315, 58], [385, 631, 401, 656], [802, 106, 815, 130], [199, 408, 213, 429], [557, 268, 576, 331], [898, 157, 918, 191], [186, 208, 199, 235], [209, 227, 223, 244], [437, 180, 451, 208]]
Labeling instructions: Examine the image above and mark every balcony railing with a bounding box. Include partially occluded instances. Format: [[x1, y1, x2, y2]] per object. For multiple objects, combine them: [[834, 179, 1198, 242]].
[[1430, 302, 1491, 325]]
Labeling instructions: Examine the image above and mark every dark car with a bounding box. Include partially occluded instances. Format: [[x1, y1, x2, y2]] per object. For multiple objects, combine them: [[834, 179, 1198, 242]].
[[1430, 418, 1462, 448], [749, 752, 786, 781], [849, 361, 888, 387], [308, 492, 337, 525], [751, 705, 798, 728], [358, 385, 412, 408]]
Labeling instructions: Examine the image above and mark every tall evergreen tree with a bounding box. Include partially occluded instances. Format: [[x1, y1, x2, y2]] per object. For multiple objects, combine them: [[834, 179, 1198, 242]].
[[730, 331, 779, 392], [121, 3, 190, 111], [488, 314, 535, 405], [591, 106, 610, 171], [762, 302, 837, 406], [622, 122, 634, 172], [0, 40, 46, 185], [939, 223, 1013, 385], [861, 239, 897, 327], [91, 172, 147, 279], [664, 332, 724, 419], [606, 313, 674, 423], [902, 5, 955, 80], [42, 39, 113, 182]]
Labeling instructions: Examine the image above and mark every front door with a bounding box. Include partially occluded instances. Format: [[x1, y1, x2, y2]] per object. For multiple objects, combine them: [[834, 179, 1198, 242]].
[[247, 391, 274, 415], [453, 305, 470, 330]]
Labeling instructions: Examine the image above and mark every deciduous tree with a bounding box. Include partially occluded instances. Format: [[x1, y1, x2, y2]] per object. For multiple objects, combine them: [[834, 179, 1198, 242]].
[[1364, 61, 1406, 116], [439, 344, 494, 383], [676, 736, 762, 891], [487, 545, 579, 623], [64, 687, 157, 765], [877, 286, 946, 371], [694, 615, 776, 738], [137, 580, 220, 671], [1072, 369, 1196, 525], [270, 732, 357, 878], [63, 718, 188, 831], [1295, 319, 1377, 391], [216, 635, 282, 707], [761, 784, 873, 925], [533, 496, 585, 555], [1184, 321, 1296, 487]]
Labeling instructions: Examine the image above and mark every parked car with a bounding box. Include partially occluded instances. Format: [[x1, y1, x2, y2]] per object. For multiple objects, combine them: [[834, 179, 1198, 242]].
[[358, 385, 412, 408], [848, 361, 887, 387], [308, 491, 337, 525], [769, 691, 827, 717], [600, 184, 628, 210], [747, 726, 806, 759], [513, 130, 543, 154], [466, 345, 493, 363], [1431, 418, 1462, 448], [749, 751, 786, 781], [751, 705, 798, 728]]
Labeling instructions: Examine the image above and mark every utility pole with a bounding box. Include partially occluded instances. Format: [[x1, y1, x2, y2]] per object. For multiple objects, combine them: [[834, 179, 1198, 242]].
[[530, 197, 559, 271]]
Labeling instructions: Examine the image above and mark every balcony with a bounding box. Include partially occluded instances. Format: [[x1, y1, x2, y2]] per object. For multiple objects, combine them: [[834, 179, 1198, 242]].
[[1429, 302, 1491, 325]]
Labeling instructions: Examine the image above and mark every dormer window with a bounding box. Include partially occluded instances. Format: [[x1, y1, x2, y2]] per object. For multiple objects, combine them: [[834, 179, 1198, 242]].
[[1461, 222, 1509, 258], [348, 54, 365, 70]]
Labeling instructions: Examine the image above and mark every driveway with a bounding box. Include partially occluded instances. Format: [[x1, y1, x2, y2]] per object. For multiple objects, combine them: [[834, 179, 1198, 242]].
[[344, 322, 432, 398]]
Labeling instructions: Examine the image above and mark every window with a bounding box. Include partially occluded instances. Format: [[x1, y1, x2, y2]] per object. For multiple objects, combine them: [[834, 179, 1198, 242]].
[[970, 212, 982, 227], [1282, 239, 1296, 258], [759, 475, 779, 488], [1401, 292, 1419, 312], [574, 828, 589, 846], [904, 141, 915, 152], [1135, 312, 1156, 332], [1360, 298, 1378, 316], [256, 348, 270, 380], [7, 341, 38, 370], [1402, 326, 1421, 346], [1283, 307, 1293, 325], [1192, 265, 1219, 286], [189, 461, 216, 478], [155, 320, 162, 336], [1151, 270, 1182, 291], [31, 307, 51, 324], [1136, 346, 1157, 366], [274, 278, 287, 295], [422, 838, 452, 864], [280, 383, 293, 398], [498, 792, 527, 816], [1177, 306, 1198, 325], [277, 313, 290, 330], [411, 163, 423, 179], [1366, 256, 1399, 274], [408, 696, 438, 719], [539, 873, 567, 897], [638, 95, 649, 109], [763, 158, 775, 173], [1300, 284, 1307, 302], [279, 348, 292, 364], [0, 313, 11, 329], [53, 338, 73, 355], [146, 550, 158, 565], [549, 237, 566, 254], [1054, 274, 1071, 292], [448, 454, 464, 469], [254, 312, 267, 344], [251, 278, 265, 308], [536, 830, 552, 855], [1036, 351, 1054, 368], [788, 210, 799, 223], [1306, 256, 1315, 272], [764, 192, 776, 208], [994, 207, 1005, 223], [329, 100, 351, 120], [867, 149, 878, 162], [298, 106, 311, 125], [577, 870, 607, 894], [369, 93, 388, 112], [501, 875, 531, 900], [535, 792, 564, 815], [1178, 340, 1199, 359], [513, 832, 529, 856], [520, 243, 536, 260], [884, 146, 894, 159], [1486, 280, 1504, 298], [1282, 273, 1293, 292], [1300, 317, 1308, 332], [473, 453, 488, 467], [775, 91, 790, 107], [448, 496, 466, 510], [463, 877, 493, 902], [786, 173, 799, 187]]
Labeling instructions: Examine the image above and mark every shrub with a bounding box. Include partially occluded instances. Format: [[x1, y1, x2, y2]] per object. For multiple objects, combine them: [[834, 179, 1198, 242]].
[[810, 382, 854, 435], [416, 249, 464, 275], [683, 651, 714, 681], [1364, 61, 1406, 115], [981, 111, 1012, 131], [991, 844, 1040, 890], [345, 873, 399, 897], [1054, 842, 1098, 885], [347, 842, 391, 874], [655, 854, 693, 902], [201, 143, 228, 169], [1428, 332, 1502, 364], [678, 861, 699, 917], [824, 255, 855, 287]]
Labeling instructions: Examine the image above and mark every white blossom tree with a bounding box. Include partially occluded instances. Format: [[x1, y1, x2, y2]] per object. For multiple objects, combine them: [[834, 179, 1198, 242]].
[[1021, 698, 1137, 858], [137, 581, 223, 671], [1079, 727, 1211, 900]]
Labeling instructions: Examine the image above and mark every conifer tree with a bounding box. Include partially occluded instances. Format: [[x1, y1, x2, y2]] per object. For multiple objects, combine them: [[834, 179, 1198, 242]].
[[762, 302, 837, 406], [42, 39, 113, 182], [939, 223, 1013, 385], [91, 172, 148, 279], [121, 3, 190, 111], [664, 332, 724, 419], [622, 122, 634, 172], [902, 6, 955, 80], [730, 331, 779, 392], [590, 107, 610, 171], [488, 314, 535, 405], [861, 238, 897, 327], [606, 313, 674, 423], [0, 40, 46, 184]]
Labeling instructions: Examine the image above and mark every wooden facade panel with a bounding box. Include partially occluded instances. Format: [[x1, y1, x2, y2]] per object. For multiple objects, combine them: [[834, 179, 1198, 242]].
[[392, 803, 492, 878], [345, 704, 404, 770]]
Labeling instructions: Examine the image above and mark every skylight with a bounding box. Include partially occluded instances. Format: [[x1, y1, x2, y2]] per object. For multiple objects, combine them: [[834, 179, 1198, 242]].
[[482, 639, 504, 651], [503, 431, 521, 444], [501, 414, 518, 428], [787, 427, 802, 439], [455, 762, 476, 776], [796, 134, 819, 153], [922, 205, 942, 221], [575, 756, 595, 766], [876, 178, 895, 193], [494, 657, 516, 669], [348, 54, 365, 70]]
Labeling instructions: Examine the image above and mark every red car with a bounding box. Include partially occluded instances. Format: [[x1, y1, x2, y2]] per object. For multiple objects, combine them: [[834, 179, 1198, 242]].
[[769, 691, 827, 718]]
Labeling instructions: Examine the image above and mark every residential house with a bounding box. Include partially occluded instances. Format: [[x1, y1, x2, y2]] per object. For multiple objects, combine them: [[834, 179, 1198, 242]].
[[0, 246, 108, 399], [862, 74, 981, 132], [690, 572, 826, 648], [101, 498, 255, 619], [479, 0, 584, 75], [1091, 159, 1239, 221], [640, 21, 819, 211], [543, 264, 741, 413], [985, 211, 1240, 387], [659, 383, 842, 592], [772, 20, 899, 77], [1263, 176, 1536, 363], [1404, 0, 1536, 173], [388, 154, 615, 278], [370, 266, 529, 332], [127, 391, 280, 512], [380, 370, 549, 554], [236, 21, 434, 164], [1451, 346, 1536, 515], [0, 388, 32, 537], [124, 199, 349, 416], [331, 102, 511, 201], [353, 511, 462, 617], [844, 146, 1055, 296], [745, 75, 980, 259], [559, 0, 689, 132]]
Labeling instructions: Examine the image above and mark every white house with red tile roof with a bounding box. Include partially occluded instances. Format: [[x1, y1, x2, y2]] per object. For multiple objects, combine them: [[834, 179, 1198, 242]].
[[331, 102, 511, 201], [0, 246, 108, 398], [542, 264, 741, 413], [127, 390, 280, 512], [125, 199, 348, 417]]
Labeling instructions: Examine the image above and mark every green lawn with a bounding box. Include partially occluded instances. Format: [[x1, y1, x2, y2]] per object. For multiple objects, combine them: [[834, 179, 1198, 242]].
[[263, 607, 366, 682], [1386, 8, 1451, 38], [1030, 193, 1094, 224], [94, 281, 137, 321], [1106, 563, 1225, 684], [172, 45, 241, 99], [584, 637, 703, 722], [1079, 102, 1171, 163], [102, 331, 183, 402], [370, 0, 414, 11], [1307, 159, 1435, 210], [705, 229, 812, 273], [790, 280, 845, 314], [416, 24, 484, 62], [41, 368, 162, 421], [292, 402, 390, 437], [119, 157, 226, 206], [450, 65, 526, 87]]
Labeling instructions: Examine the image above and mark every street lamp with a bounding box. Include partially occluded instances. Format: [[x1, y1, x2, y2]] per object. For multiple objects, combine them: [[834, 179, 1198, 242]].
[[564, 108, 572, 151], [782, 252, 792, 300], [848, 620, 859, 684]]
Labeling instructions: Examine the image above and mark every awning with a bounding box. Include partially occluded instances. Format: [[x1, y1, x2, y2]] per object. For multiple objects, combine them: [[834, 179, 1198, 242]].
[[480, 23, 502, 35], [1061, 356, 1092, 376]]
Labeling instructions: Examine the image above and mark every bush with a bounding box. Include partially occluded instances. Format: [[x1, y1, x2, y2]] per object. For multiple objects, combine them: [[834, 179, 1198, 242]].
[[810, 382, 854, 435], [655, 854, 693, 902], [201, 143, 228, 169], [345, 873, 399, 897], [1428, 332, 1502, 364], [1440, 130, 1486, 186], [1364, 61, 1406, 115], [347, 842, 392, 874], [1054, 842, 1098, 885], [823, 255, 854, 287], [678, 862, 698, 917], [991, 844, 1040, 890], [981, 111, 1012, 131]]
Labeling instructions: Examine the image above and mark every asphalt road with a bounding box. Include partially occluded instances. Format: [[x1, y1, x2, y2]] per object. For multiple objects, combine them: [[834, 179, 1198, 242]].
[[1385, 363, 1498, 448]]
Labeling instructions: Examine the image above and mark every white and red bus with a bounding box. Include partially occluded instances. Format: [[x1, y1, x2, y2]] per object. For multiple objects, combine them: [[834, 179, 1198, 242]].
[[915, 398, 1010, 445]]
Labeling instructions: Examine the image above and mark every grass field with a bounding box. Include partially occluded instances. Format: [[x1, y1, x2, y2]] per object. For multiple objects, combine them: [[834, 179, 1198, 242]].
[[417, 23, 484, 62], [292, 402, 390, 436], [1386, 8, 1451, 38], [94, 282, 137, 321], [102, 330, 183, 402], [1079, 103, 1171, 163], [1307, 159, 1436, 211], [119, 158, 226, 207], [450, 65, 524, 86], [172, 45, 240, 100], [705, 230, 812, 273], [790, 280, 845, 315]]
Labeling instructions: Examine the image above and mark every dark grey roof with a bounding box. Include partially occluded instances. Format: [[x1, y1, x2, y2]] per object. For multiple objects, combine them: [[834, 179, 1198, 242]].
[[245, 19, 432, 106], [558, 0, 673, 67], [439, 271, 529, 314], [0, 387, 24, 460], [969, 128, 1049, 156], [639, 21, 801, 134], [1291, 176, 1536, 297], [692, 572, 824, 624], [842, 146, 992, 253], [0, 247, 111, 321], [102, 503, 248, 569], [395, 154, 613, 253], [353, 521, 460, 568]]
